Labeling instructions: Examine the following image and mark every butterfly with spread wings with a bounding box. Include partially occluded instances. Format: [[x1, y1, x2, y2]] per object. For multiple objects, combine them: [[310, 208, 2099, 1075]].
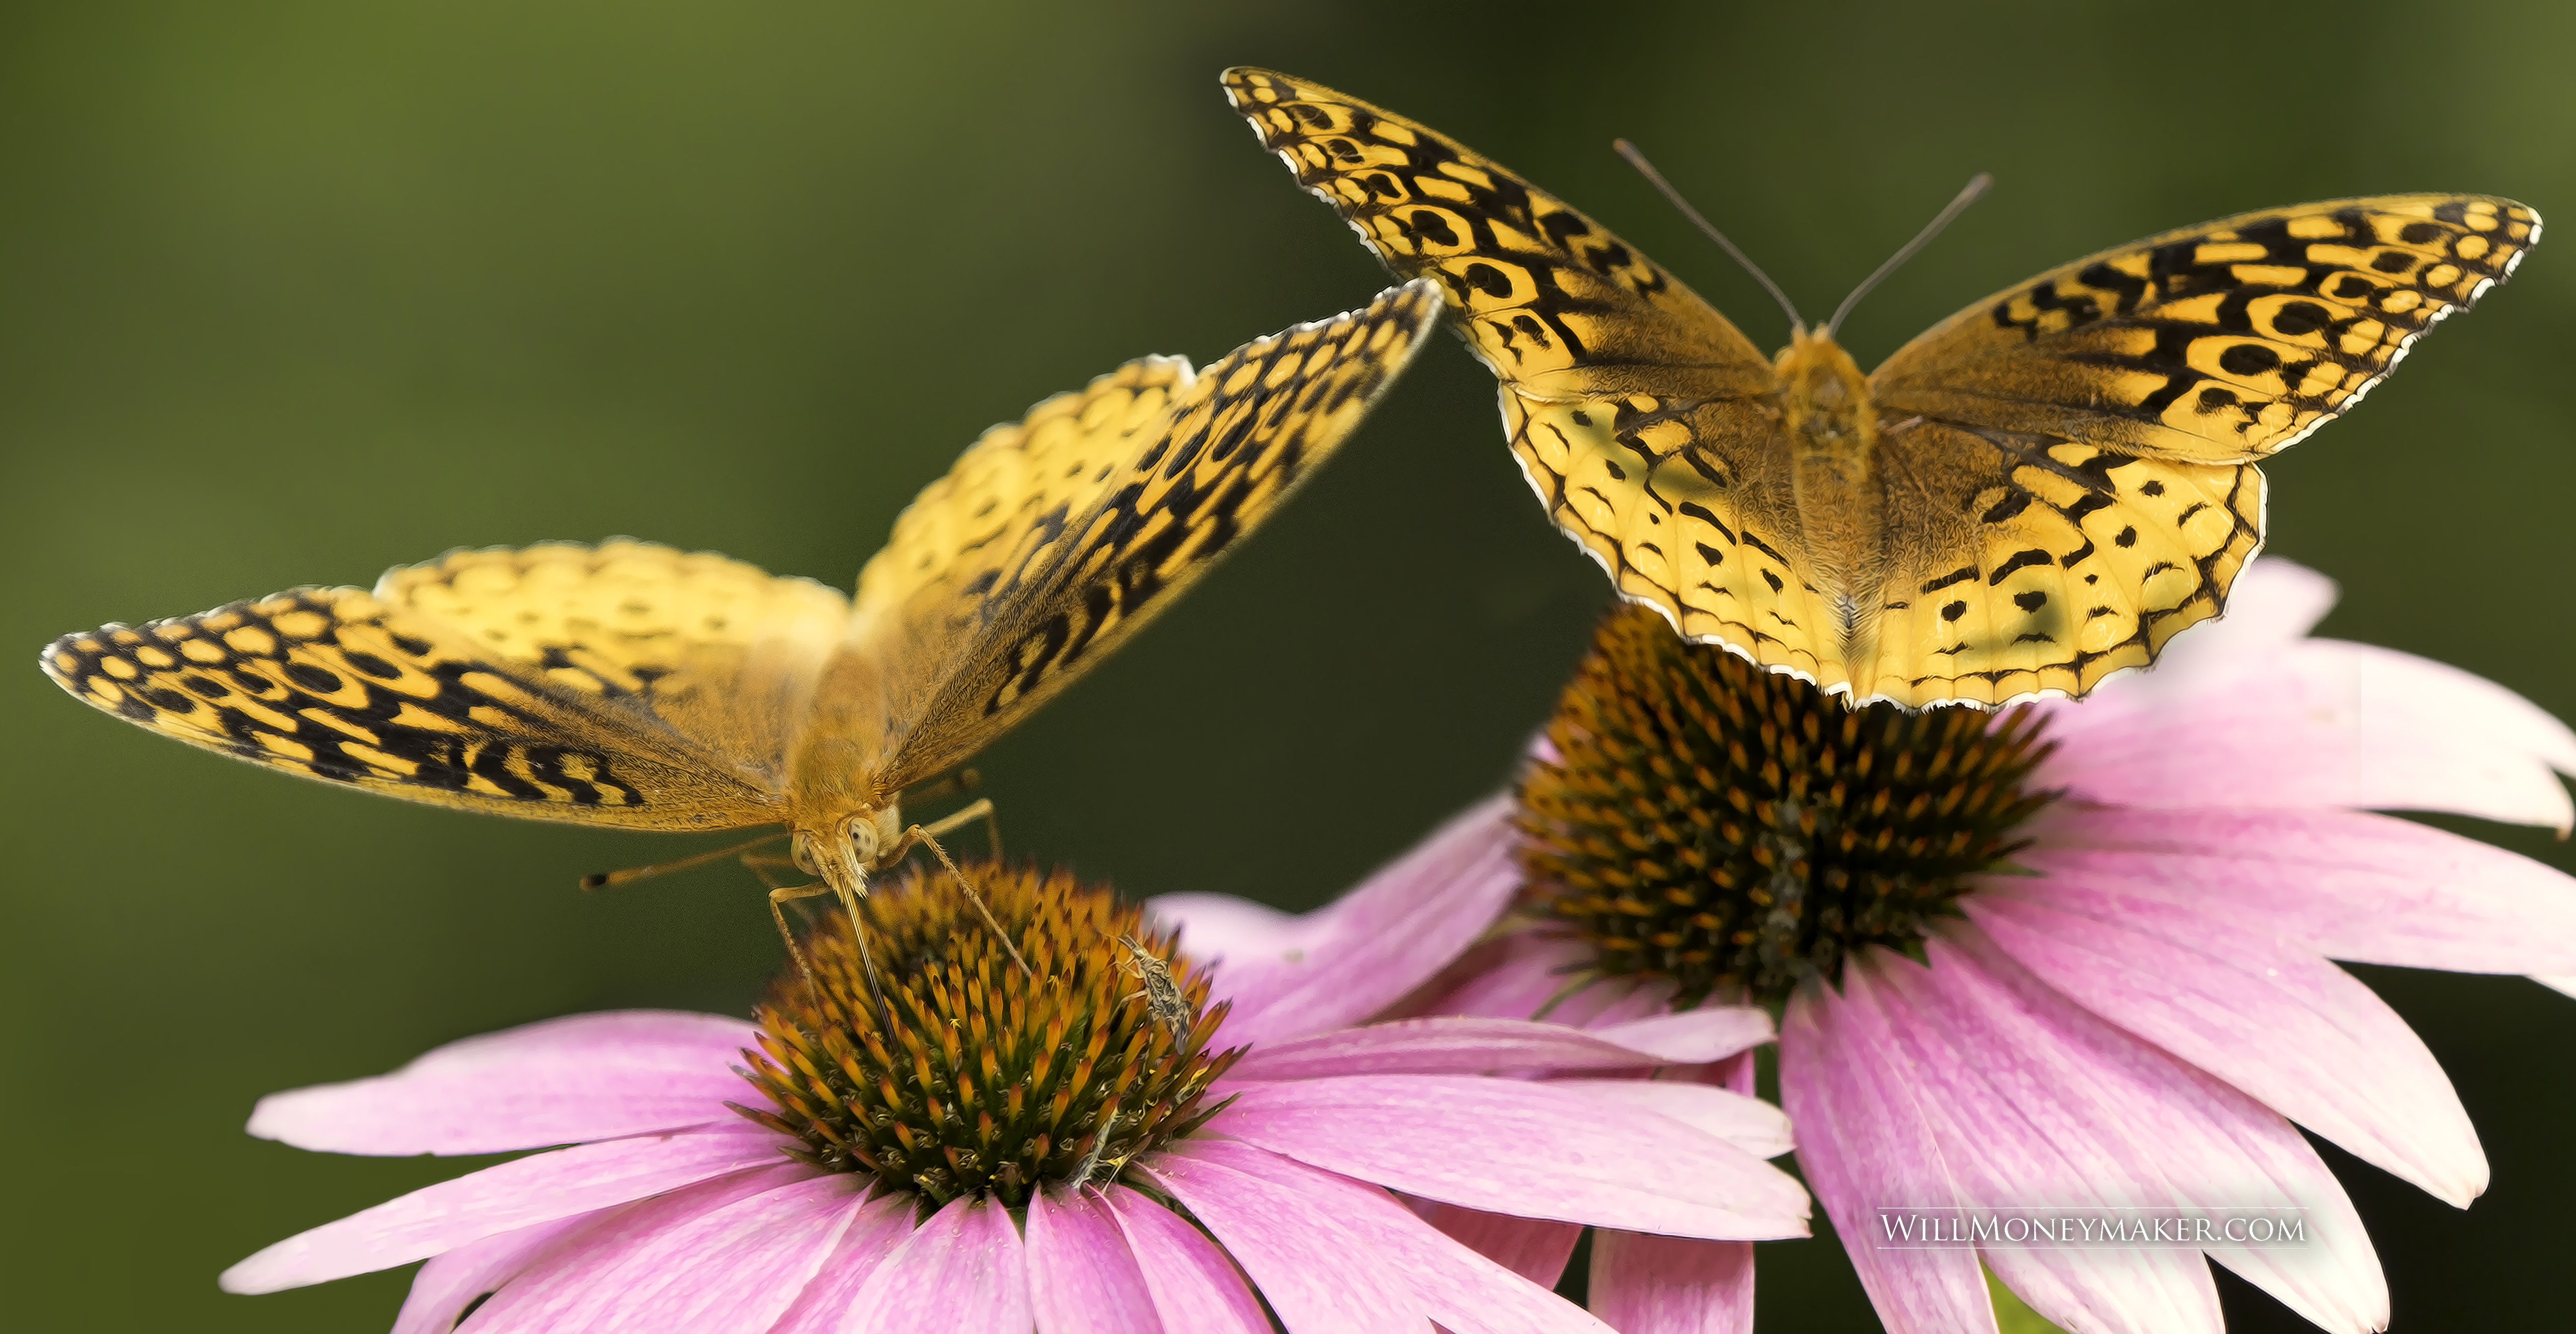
[[1226, 68, 2536, 708], [42, 280, 1443, 932]]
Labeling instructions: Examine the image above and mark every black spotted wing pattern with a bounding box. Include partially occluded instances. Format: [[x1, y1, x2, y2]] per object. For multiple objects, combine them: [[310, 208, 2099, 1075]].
[[42, 587, 781, 827], [850, 279, 1444, 788]]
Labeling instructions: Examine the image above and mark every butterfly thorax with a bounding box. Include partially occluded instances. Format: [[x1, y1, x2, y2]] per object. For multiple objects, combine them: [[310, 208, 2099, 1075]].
[[1774, 327, 1887, 686]]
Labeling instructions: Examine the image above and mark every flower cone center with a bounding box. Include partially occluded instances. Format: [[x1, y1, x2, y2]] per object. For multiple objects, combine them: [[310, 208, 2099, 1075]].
[[1516, 607, 2059, 1008], [738, 861, 1239, 1208]]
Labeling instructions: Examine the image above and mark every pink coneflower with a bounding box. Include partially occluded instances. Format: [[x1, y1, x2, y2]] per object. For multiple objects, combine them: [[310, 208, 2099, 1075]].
[[1175, 559, 2576, 1333], [221, 835, 1811, 1332]]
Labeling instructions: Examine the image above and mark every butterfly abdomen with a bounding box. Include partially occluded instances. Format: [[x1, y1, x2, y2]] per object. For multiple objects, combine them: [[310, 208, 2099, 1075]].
[[1775, 329, 1887, 688]]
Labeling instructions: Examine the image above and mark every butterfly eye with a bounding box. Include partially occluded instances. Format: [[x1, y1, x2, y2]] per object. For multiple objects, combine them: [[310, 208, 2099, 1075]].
[[845, 814, 882, 864], [790, 833, 821, 877]]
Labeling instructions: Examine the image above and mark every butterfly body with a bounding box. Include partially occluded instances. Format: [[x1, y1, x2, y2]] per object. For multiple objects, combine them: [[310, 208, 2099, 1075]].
[[1228, 68, 2537, 708], [44, 282, 1445, 909]]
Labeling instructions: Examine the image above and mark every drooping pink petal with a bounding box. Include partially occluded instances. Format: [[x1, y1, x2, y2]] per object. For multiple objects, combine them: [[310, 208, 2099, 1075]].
[[454, 1166, 862, 1334], [1211, 1074, 1807, 1237], [1967, 886, 2487, 1206], [1402, 933, 1595, 1021], [391, 1215, 594, 1334], [849, 1194, 1031, 1334], [1417, 1201, 1582, 1289], [1588, 1232, 1753, 1334], [2018, 805, 2576, 976], [1145, 1140, 1614, 1334], [250, 1011, 759, 1155], [2032, 639, 2576, 831], [1546, 1079, 1792, 1159], [1223, 1010, 1768, 1082], [1025, 1187, 1160, 1334], [1587, 1009, 1775, 1064], [1845, 949, 2226, 1334], [764, 1190, 922, 1334], [1888, 930, 2389, 1334], [1206, 795, 1521, 1045], [1781, 976, 1998, 1334], [220, 1125, 791, 1294], [1100, 1186, 1271, 1334]]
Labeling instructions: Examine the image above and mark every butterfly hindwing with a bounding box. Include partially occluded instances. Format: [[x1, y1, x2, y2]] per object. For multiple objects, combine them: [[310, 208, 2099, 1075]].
[[1867, 427, 2263, 705], [40, 570, 799, 828], [1873, 196, 2538, 463], [1509, 392, 1842, 687], [849, 280, 1444, 789]]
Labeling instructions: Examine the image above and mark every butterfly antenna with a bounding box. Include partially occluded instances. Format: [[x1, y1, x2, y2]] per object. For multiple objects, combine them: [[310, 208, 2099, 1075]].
[[1614, 138, 1804, 334], [1825, 173, 1993, 338], [581, 830, 788, 890]]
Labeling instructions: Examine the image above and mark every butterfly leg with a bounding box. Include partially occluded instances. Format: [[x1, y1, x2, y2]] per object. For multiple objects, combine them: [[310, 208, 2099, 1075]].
[[910, 796, 1002, 859], [882, 803, 1032, 979], [769, 876, 899, 1033], [765, 881, 833, 985]]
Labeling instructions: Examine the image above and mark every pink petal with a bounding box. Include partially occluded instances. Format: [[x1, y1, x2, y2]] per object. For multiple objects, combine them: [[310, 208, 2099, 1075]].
[[1967, 886, 2486, 1206], [2022, 805, 2576, 976], [1211, 1074, 1807, 1237], [1224, 1010, 1768, 1082], [1589, 1233, 1753, 1334], [220, 1125, 791, 1293], [1145, 1140, 1613, 1334], [1417, 1201, 1582, 1289], [764, 1190, 923, 1334], [1026, 1188, 1160, 1334], [454, 1166, 863, 1334], [392, 1216, 594, 1334], [250, 1010, 758, 1155], [1780, 979, 1996, 1334], [850, 1194, 1031, 1334], [1212, 795, 1521, 1045], [1842, 950, 2226, 1334], [2034, 639, 2576, 831], [1405, 933, 1597, 1020], [1867, 931, 2387, 1333], [1546, 1080, 1793, 1159], [2137, 558, 2338, 670], [1101, 1186, 1271, 1334], [1399, 934, 1703, 1030], [1143, 893, 1297, 966]]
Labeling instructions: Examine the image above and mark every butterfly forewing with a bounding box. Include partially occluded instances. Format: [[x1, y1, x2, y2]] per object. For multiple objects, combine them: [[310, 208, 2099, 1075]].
[[40, 561, 802, 828], [376, 542, 850, 788], [852, 279, 1445, 790], [1224, 68, 1772, 403], [1225, 68, 1845, 689], [1873, 196, 2538, 462]]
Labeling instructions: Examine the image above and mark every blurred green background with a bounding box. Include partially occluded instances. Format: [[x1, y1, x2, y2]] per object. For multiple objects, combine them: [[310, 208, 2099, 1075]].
[[4, 2, 2568, 1329]]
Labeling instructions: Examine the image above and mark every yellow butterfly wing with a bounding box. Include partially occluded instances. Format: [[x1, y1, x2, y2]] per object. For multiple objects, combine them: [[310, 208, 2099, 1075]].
[[1223, 67, 1848, 686], [1860, 196, 2536, 704], [827, 279, 1444, 792], [41, 540, 847, 828]]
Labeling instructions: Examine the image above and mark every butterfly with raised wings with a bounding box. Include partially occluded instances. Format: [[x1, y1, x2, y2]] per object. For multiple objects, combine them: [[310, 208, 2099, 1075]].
[[42, 280, 1443, 925], [1226, 68, 2536, 708]]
